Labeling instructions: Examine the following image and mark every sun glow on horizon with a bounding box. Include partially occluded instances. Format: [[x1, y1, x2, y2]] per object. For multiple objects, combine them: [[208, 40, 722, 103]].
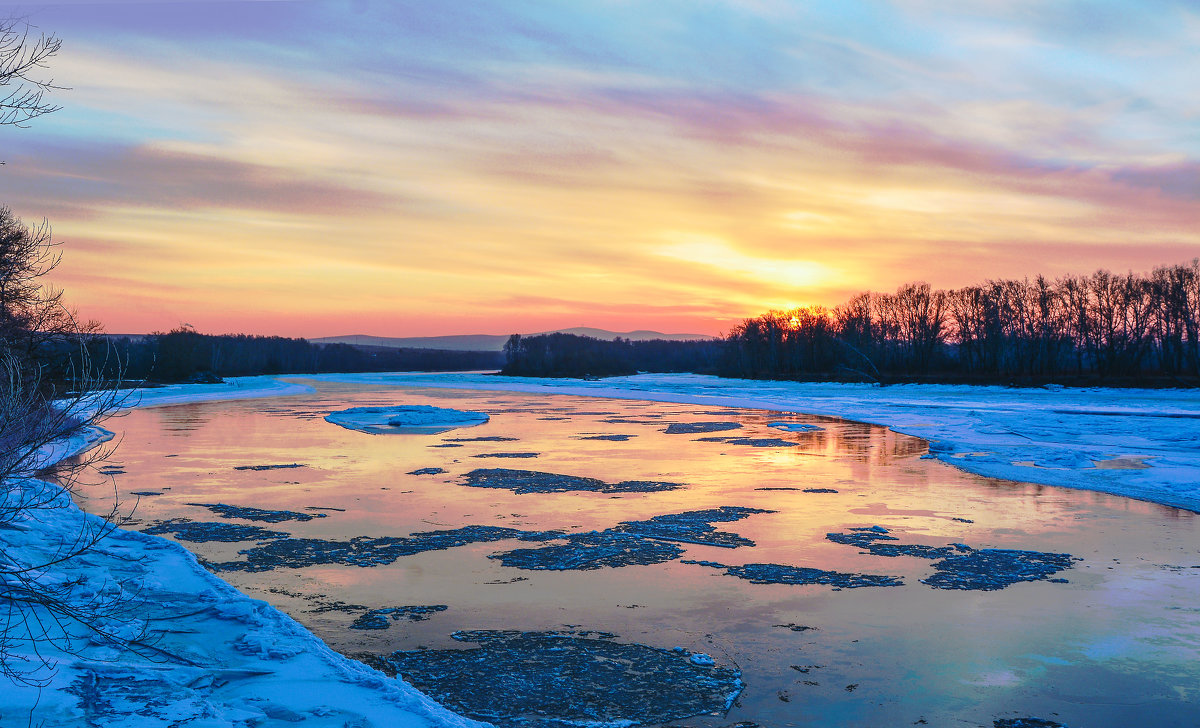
[[3, 1, 1196, 337], [655, 233, 843, 292]]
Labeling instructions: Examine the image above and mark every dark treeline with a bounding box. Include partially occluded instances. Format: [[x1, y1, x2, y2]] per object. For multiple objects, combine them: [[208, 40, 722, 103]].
[[87, 328, 502, 383], [37, 263, 1200, 387], [725, 261, 1200, 386], [500, 261, 1200, 387], [501, 333, 722, 377]]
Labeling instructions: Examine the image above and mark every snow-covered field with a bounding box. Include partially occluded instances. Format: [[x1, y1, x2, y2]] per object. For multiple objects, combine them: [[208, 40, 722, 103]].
[[5, 371, 1198, 726], [313, 372, 1200, 514]]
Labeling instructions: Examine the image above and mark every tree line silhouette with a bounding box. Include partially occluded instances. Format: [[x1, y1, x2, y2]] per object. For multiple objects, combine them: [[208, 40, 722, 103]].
[[22, 263, 1200, 388], [88, 327, 502, 383], [504, 261, 1200, 386], [501, 332, 723, 378], [726, 261, 1200, 385]]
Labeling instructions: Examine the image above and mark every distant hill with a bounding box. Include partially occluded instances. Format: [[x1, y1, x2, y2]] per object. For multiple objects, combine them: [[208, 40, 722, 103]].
[[312, 328, 717, 352]]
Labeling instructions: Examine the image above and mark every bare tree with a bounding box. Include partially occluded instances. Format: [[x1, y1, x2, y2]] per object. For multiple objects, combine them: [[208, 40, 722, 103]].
[[0, 207, 148, 686], [0, 348, 143, 686], [0, 208, 98, 365], [892, 282, 946, 374], [725, 259, 1200, 384], [1, 17, 62, 128], [0, 21, 156, 687]]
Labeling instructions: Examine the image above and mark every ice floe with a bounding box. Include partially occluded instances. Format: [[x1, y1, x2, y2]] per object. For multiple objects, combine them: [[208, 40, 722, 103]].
[[460, 467, 683, 494], [379, 629, 743, 728], [210, 525, 560, 572], [683, 560, 904, 588], [234, 462, 306, 471], [186, 502, 327, 522], [702, 436, 799, 447], [350, 605, 448, 630], [491, 531, 685, 570], [325, 404, 489, 434], [408, 466, 447, 475], [769, 421, 823, 431], [664, 421, 742, 434], [142, 519, 290, 543], [825, 526, 1079, 590], [490, 507, 770, 571]]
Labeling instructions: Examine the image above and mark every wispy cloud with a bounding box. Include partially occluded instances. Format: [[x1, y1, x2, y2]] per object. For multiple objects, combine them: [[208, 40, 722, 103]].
[[3, 0, 1196, 336]]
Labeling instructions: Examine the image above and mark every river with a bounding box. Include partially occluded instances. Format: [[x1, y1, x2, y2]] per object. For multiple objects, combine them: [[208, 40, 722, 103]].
[[82, 379, 1200, 727]]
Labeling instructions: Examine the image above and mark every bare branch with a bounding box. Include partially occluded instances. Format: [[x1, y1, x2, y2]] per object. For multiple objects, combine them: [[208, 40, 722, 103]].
[[0, 206, 151, 683], [0, 18, 63, 127]]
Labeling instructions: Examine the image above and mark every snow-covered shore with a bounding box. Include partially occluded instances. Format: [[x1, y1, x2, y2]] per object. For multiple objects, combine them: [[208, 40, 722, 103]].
[[123, 375, 316, 409], [1, 375, 488, 728], [312, 371, 1200, 514]]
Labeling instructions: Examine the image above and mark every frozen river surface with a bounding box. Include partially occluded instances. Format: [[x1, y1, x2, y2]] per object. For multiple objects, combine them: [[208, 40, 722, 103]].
[[83, 380, 1200, 728]]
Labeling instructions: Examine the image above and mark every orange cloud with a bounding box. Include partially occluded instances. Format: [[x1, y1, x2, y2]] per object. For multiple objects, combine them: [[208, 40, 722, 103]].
[[6, 19, 1196, 338]]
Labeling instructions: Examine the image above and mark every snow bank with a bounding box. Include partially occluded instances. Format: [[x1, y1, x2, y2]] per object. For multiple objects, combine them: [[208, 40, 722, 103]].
[[326, 405, 488, 434], [0, 475, 492, 728], [310, 372, 1200, 514], [2, 374, 490, 728], [23, 424, 115, 472], [122, 375, 314, 409]]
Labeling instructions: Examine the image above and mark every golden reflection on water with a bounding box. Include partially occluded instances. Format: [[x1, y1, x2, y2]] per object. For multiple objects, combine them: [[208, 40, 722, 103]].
[[79, 382, 1200, 728]]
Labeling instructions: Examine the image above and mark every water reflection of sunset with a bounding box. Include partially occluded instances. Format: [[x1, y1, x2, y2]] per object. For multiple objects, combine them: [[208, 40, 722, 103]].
[[75, 382, 1200, 726]]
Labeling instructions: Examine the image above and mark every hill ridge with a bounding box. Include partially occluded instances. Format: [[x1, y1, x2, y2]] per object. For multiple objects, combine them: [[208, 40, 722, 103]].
[[313, 328, 716, 352]]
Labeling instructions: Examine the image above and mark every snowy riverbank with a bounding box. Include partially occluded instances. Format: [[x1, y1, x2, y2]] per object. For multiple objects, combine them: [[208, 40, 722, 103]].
[[311, 372, 1200, 514], [1, 375, 488, 728], [124, 375, 316, 408]]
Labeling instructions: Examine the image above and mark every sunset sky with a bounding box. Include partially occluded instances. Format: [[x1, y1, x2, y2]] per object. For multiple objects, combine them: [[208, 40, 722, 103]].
[[2, 0, 1197, 337]]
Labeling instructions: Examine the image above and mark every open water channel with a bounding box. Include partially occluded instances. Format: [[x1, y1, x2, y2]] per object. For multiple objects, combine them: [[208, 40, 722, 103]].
[[82, 380, 1200, 727]]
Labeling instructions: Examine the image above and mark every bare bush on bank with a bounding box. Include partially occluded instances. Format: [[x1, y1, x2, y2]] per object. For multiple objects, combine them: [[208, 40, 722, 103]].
[[0, 347, 141, 685], [0, 206, 150, 684], [1, 21, 158, 686]]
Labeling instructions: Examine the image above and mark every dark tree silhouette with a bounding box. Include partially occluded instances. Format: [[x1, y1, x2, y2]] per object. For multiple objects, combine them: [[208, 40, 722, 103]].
[[0, 209, 142, 685], [0, 22, 150, 686], [501, 332, 721, 378], [723, 261, 1200, 386]]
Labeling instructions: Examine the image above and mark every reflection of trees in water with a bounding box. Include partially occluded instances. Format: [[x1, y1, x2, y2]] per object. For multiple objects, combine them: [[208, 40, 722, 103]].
[[762, 414, 929, 466], [972, 477, 1198, 520], [151, 404, 213, 434]]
